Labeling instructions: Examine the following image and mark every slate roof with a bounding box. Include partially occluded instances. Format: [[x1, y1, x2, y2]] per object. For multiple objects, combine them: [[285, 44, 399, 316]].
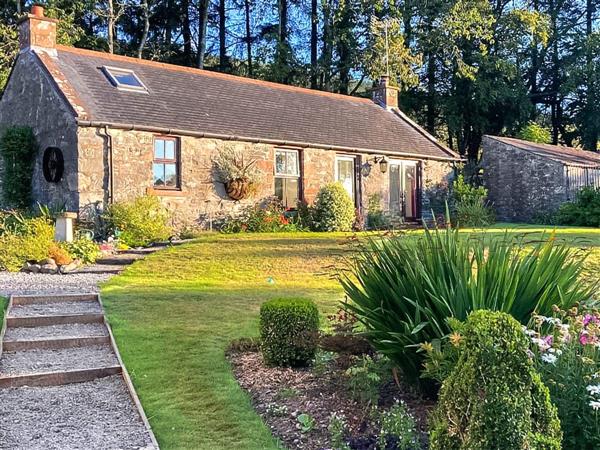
[[40, 45, 458, 161], [486, 136, 600, 167]]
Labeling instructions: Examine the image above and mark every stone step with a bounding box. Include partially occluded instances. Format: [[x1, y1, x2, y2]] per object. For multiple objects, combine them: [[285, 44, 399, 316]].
[[11, 293, 99, 306], [0, 345, 119, 377], [3, 336, 111, 352], [6, 313, 105, 328], [4, 323, 108, 342], [9, 300, 102, 318], [0, 366, 122, 388]]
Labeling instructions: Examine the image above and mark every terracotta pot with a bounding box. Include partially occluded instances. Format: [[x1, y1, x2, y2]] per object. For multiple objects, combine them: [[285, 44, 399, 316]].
[[225, 178, 251, 200], [31, 5, 45, 17]]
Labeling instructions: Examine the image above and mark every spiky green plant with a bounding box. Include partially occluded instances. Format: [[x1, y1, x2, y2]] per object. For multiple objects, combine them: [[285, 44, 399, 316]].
[[340, 225, 596, 381]]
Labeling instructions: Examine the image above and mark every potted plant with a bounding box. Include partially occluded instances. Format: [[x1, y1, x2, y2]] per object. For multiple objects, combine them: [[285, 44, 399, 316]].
[[213, 145, 262, 200]]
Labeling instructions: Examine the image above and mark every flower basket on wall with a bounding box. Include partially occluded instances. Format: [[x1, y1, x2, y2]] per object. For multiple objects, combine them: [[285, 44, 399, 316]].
[[225, 177, 252, 200]]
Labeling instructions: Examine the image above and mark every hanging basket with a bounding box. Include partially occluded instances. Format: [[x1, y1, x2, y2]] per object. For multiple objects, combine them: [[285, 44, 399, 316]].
[[225, 178, 252, 200]]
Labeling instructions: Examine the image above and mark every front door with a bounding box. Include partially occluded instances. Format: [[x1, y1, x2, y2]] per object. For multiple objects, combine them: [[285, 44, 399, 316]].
[[389, 161, 418, 220]]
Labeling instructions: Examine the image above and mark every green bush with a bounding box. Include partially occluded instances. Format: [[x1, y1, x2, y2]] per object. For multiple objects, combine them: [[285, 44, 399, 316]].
[[366, 193, 390, 230], [429, 311, 562, 450], [312, 182, 355, 231], [0, 127, 37, 209], [0, 215, 54, 271], [517, 121, 552, 144], [63, 237, 101, 264], [377, 400, 420, 450], [105, 196, 172, 247], [452, 174, 494, 227], [555, 186, 600, 227], [341, 225, 594, 381], [259, 297, 319, 367]]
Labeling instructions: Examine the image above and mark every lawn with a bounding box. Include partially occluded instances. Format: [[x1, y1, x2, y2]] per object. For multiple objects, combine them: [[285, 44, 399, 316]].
[[100, 226, 600, 449]]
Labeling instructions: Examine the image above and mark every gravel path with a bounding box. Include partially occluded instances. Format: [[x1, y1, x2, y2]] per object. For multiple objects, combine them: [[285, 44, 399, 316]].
[[9, 301, 102, 317], [4, 323, 108, 341], [0, 375, 155, 449], [0, 345, 119, 376], [0, 272, 112, 297]]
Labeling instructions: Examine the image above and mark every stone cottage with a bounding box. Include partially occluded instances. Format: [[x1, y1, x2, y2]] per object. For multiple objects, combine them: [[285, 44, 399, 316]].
[[0, 7, 459, 227], [481, 135, 600, 222]]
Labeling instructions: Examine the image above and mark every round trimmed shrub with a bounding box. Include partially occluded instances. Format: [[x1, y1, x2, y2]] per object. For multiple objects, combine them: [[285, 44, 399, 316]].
[[312, 182, 355, 231], [429, 310, 562, 450], [259, 298, 319, 367]]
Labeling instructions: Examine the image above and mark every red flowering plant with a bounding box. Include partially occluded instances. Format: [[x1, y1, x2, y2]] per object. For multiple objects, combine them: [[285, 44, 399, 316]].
[[220, 197, 302, 233], [526, 305, 600, 449]]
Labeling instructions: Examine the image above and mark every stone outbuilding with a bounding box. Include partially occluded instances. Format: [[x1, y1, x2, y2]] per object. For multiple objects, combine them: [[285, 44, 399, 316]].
[[481, 135, 600, 222], [0, 7, 460, 227]]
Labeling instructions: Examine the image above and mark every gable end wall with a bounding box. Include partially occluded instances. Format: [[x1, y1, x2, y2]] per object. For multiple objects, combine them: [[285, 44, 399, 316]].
[[0, 51, 78, 210], [481, 136, 567, 222]]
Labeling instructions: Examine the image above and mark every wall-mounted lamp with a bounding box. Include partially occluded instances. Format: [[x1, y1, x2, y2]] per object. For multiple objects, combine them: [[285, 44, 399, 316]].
[[369, 156, 389, 174]]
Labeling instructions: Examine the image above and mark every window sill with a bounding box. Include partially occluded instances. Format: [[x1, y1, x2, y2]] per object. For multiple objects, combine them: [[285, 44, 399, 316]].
[[146, 187, 188, 197]]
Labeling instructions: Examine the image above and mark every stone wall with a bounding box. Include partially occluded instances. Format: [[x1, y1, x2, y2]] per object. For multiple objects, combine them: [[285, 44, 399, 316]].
[[422, 159, 455, 219], [481, 136, 567, 222], [0, 51, 79, 210], [77, 126, 454, 227]]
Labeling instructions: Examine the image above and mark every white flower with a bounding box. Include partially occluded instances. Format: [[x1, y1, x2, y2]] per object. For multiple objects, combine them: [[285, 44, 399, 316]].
[[541, 353, 558, 364], [587, 385, 600, 396], [525, 328, 537, 337], [590, 400, 600, 411]]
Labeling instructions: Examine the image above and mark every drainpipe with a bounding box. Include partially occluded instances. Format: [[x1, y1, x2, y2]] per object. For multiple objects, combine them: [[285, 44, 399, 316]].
[[102, 125, 115, 204]]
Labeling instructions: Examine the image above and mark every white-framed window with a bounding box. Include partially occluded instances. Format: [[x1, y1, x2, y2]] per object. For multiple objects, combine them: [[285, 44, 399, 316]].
[[102, 66, 148, 92], [274, 149, 300, 208], [335, 155, 356, 202]]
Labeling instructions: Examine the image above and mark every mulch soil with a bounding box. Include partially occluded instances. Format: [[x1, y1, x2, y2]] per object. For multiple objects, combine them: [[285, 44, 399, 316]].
[[228, 350, 434, 450]]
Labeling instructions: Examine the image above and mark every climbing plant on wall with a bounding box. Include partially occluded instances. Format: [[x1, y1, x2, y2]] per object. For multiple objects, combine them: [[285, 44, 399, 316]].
[[0, 126, 37, 209]]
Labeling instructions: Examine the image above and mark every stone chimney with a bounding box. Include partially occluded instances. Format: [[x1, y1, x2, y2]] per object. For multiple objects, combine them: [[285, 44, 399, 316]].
[[372, 75, 399, 109], [18, 6, 58, 53]]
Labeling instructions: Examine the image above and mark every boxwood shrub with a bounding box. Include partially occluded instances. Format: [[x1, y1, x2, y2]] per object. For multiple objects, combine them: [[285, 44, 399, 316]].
[[312, 182, 355, 231], [259, 297, 319, 367], [429, 310, 562, 450]]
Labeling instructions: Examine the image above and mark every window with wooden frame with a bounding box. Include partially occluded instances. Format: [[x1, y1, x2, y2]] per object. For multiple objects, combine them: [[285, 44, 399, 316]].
[[274, 149, 301, 208], [152, 137, 180, 189]]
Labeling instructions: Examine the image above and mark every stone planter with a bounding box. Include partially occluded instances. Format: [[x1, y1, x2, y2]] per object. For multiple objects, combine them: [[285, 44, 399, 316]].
[[225, 178, 252, 201]]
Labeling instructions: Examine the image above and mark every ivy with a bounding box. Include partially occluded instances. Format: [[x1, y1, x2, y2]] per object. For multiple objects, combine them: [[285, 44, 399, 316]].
[[0, 126, 37, 209]]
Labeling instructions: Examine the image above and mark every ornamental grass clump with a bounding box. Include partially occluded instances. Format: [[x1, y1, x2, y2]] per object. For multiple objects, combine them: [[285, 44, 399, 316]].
[[429, 310, 562, 450], [341, 224, 594, 381], [259, 298, 319, 367]]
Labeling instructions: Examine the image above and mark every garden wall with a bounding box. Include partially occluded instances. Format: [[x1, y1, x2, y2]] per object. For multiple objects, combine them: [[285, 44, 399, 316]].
[[0, 51, 79, 210], [77, 126, 454, 227], [481, 136, 567, 222]]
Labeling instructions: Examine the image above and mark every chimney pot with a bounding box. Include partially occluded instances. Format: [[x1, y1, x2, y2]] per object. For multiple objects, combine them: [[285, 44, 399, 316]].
[[31, 5, 44, 17], [18, 7, 58, 53], [372, 76, 399, 109]]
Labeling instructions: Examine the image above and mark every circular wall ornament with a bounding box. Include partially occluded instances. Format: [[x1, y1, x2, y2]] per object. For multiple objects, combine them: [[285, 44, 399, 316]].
[[42, 147, 64, 183]]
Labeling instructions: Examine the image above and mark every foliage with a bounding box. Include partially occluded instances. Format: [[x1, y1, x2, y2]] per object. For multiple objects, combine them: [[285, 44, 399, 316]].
[[328, 412, 350, 450], [365, 193, 389, 230], [0, 127, 37, 209], [297, 413, 315, 433], [259, 297, 319, 367], [429, 310, 562, 450], [341, 226, 595, 381], [0, 215, 54, 271], [518, 121, 553, 144], [377, 400, 420, 450], [312, 183, 355, 232], [556, 187, 600, 227], [452, 174, 494, 227], [344, 354, 391, 405], [212, 144, 262, 186], [62, 236, 101, 264], [105, 196, 172, 247], [220, 198, 300, 233], [527, 306, 600, 449]]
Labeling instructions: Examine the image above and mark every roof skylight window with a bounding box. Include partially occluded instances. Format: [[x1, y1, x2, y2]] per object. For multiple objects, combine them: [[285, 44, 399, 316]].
[[102, 66, 147, 92]]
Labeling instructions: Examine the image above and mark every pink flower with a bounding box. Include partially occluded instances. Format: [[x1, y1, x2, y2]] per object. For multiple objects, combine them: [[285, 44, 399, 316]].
[[542, 335, 554, 347], [580, 332, 592, 345], [583, 314, 599, 327]]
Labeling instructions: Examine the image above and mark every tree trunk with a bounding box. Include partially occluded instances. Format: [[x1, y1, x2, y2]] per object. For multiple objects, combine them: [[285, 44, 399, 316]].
[[182, 0, 193, 65], [137, 0, 150, 59], [310, 0, 318, 89], [197, 0, 209, 68], [107, 0, 115, 54], [426, 52, 436, 134], [277, 0, 289, 83], [219, 0, 228, 70], [320, 0, 332, 91], [245, 0, 253, 76]]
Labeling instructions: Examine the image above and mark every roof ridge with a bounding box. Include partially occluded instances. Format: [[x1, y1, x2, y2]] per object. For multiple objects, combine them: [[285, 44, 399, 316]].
[[55, 45, 373, 104]]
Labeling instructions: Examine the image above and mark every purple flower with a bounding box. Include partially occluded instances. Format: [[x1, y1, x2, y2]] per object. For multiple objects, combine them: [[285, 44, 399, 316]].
[[583, 314, 599, 327]]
